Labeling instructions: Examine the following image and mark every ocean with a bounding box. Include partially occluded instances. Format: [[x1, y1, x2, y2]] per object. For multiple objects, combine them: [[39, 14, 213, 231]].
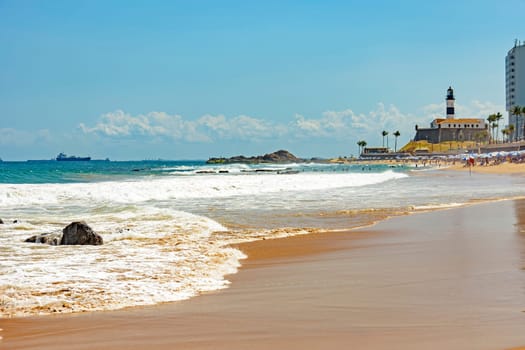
[[1, 160, 524, 317]]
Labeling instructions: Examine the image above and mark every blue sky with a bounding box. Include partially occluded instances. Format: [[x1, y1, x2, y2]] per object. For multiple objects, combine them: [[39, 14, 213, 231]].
[[0, 0, 523, 160]]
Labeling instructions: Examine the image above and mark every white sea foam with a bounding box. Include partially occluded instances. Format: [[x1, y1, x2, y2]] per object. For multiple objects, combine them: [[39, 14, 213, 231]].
[[2, 165, 525, 317], [0, 170, 409, 317], [412, 202, 465, 211], [0, 171, 407, 208], [0, 207, 245, 317]]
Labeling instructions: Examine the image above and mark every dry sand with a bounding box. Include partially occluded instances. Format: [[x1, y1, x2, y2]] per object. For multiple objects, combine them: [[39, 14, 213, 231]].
[[1, 199, 525, 349], [446, 161, 525, 175]]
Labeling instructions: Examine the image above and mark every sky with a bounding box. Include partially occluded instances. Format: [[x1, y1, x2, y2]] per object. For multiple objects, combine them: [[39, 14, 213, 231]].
[[0, 0, 523, 161]]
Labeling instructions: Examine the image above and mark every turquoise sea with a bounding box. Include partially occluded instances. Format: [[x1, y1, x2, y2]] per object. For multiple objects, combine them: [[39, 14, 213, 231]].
[[1, 159, 524, 317]]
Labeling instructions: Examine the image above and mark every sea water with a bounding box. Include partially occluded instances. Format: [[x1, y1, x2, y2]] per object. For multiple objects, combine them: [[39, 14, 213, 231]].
[[1, 160, 524, 317]]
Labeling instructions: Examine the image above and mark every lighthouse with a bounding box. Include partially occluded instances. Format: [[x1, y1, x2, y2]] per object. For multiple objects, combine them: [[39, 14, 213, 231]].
[[446, 86, 455, 119]]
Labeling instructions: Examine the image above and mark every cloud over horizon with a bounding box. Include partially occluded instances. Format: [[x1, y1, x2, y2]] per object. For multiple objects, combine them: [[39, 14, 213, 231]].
[[0, 128, 52, 146], [2, 100, 505, 160], [79, 99, 504, 147]]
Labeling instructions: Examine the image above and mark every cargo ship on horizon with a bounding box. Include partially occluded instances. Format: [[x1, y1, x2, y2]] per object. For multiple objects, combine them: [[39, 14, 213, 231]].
[[56, 153, 91, 161]]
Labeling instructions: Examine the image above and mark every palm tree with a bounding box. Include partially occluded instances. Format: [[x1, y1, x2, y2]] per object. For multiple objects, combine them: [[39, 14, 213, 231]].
[[474, 130, 488, 146], [494, 112, 503, 143], [357, 140, 367, 156], [393, 130, 401, 152], [381, 130, 389, 148], [520, 106, 525, 141], [511, 105, 522, 140], [491, 123, 498, 143], [357, 140, 363, 155], [502, 128, 509, 142], [508, 124, 515, 142], [487, 114, 497, 143]]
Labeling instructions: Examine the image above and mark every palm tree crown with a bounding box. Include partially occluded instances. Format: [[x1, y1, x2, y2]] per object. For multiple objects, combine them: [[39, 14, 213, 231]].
[[381, 130, 389, 148]]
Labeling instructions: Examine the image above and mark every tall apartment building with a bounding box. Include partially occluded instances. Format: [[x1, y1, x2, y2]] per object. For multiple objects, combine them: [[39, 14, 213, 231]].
[[506, 39, 525, 140]]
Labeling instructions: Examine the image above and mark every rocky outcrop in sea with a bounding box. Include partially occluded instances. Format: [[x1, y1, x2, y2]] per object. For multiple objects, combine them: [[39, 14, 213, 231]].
[[207, 150, 304, 164]]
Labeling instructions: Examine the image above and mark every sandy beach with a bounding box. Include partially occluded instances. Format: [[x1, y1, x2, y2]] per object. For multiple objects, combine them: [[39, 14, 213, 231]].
[[445, 161, 525, 175], [1, 195, 525, 349], [3, 2, 525, 349]]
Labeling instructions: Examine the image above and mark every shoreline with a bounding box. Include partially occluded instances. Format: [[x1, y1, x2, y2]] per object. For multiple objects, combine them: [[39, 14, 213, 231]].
[[2, 197, 525, 349]]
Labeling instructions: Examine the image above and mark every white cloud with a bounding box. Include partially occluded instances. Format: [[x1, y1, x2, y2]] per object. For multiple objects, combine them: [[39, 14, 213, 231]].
[[291, 103, 420, 143], [293, 109, 368, 138], [77, 99, 506, 148], [0, 128, 52, 146], [79, 110, 210, 142], [0, 98, 507, 159], [81, 111, 285, 142], [197, 114, 278, 139], [461, 100, 505, 119]]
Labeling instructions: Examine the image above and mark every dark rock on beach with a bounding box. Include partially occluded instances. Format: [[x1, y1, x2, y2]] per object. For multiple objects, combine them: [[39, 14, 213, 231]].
[[207, 150, 303, 164], [25, 221, 103, 246], [61, 221, 103, 245], [25, 232, 62, 245], [0, 218, 3, 224], [62, 221, 103, 245]]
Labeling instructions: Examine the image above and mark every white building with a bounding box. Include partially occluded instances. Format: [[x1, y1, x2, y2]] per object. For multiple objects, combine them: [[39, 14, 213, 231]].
[[506, 39, 525, 140]]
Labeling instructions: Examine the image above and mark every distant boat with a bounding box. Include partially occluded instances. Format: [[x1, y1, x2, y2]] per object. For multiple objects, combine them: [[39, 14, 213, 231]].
[[56, 153, 91, 161]]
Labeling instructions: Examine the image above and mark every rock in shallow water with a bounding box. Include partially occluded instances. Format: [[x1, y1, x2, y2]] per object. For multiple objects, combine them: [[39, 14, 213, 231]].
[[24, 232, 62, 245], [25, 221, 103, 246], [61, 221, 103, 245]]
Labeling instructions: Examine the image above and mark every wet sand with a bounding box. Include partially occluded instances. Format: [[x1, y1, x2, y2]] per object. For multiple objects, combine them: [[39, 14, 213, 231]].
[[2, 200, 525, 349]]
